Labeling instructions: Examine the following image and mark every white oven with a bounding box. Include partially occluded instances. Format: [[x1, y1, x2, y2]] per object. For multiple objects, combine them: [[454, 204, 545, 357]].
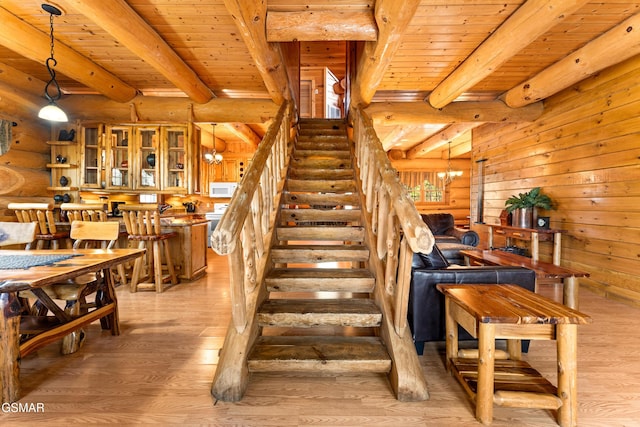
[[205, 203, 229, 247], [209, 182, 237, 198]]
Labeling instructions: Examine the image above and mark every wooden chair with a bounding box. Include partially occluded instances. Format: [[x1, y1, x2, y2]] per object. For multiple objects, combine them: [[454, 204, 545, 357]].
[[61, 202, 108, 222], [8, 202, 69, 249], [20, 220, 121, 354], [119, 204, 178, 293], [0, 221, 37, 248]]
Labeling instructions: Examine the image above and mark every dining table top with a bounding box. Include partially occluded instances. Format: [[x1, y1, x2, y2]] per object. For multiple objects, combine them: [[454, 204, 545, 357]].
[[0, 248, 145, 293]]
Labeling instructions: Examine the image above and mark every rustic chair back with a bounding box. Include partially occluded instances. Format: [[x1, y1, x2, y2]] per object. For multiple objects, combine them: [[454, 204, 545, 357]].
[[70, 220, 119, 250], [61, 203, 108, 222], [0, 221, 37, 248], [8, 202, 69, 249]]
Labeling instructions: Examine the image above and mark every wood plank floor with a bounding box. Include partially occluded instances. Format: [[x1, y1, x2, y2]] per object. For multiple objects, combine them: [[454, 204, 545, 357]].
[[4, 250, 640, 426]]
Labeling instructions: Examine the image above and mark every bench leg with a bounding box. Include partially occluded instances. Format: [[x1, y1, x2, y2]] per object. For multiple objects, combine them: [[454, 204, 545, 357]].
[[476, 322, 496, 425], [557, 324, 578, 427], [563, 276, 579, 309]]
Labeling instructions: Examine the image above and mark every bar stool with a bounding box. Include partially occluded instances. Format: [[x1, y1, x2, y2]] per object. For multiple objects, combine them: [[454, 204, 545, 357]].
[[61, 202, 127, 287], [119, 204, 179, 293], [8, 202, 69, 249]]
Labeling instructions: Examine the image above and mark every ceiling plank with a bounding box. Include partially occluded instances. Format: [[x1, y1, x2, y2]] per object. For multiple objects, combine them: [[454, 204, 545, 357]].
[[427, 0, 590, 109], [0, 6, 137, 102], [503, 12, 640, 107], [266, 10, 377, 42], [222, 123, 262, 148], [366, 100, 543, 125], [57, 0, 213, 104], [352, 0, 420, 107], [381, 125, 416, 151], [407, 123, 481, 159], [223, 0, 292, 105], [57, 95, 278, 123]]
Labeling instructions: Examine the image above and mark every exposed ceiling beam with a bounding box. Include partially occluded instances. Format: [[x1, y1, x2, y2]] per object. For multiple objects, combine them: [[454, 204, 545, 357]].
[[381, 125, 416, 151], [56, 95, 279, 123], [57, 0, 213, 104], [351, 0, 420, 107], [366, 100, 544, 125], [266, 10, 377, 41], [407, 123, 481, 159], [504, 12, 640, 107], [0, 6, 137, 103], [222, 123, 262, 148], [427, 0, 590, 109], [223, 0, 292, 105], [0, 62, 47, 97], [0, 82, 44, 120]]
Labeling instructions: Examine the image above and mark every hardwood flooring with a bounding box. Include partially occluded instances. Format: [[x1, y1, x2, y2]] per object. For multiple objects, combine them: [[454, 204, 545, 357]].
[[3, 251, 640, 426]]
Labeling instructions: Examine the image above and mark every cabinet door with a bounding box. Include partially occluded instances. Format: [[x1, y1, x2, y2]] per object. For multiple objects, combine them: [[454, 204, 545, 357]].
[[162, 126, 188, 191], [135, 127, 160, 190], [105, 126, 133, 190], [80, 124, 104, 189], [222, 159, 238, 182]]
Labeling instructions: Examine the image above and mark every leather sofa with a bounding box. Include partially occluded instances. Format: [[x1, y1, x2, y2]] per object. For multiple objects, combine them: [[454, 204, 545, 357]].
[[421, 213, 479, 246], [408, 244, 536, 355]]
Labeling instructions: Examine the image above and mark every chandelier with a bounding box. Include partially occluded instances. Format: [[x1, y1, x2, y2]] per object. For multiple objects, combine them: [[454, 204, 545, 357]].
[[437, 141, 463, 184], [204, 123, 223, 164], [38, 4, 68, 122]]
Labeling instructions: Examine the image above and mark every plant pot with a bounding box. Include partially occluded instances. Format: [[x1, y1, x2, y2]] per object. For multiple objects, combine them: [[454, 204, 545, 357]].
[[512, 208, 533, 228]]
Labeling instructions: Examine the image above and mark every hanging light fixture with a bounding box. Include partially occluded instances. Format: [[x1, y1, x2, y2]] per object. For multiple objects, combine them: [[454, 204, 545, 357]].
[[38, 4, 68, 122], [437, 141, 463, 185], [204, 123, 223, 164]]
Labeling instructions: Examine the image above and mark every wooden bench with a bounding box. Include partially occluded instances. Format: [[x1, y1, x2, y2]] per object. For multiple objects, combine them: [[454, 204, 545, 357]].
[[460, 249, 589, 309], [437, 284, 591, 427]]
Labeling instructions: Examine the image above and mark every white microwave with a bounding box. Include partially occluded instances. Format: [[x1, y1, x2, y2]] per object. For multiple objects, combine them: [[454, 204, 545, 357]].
[[209, 182, 238, 198]]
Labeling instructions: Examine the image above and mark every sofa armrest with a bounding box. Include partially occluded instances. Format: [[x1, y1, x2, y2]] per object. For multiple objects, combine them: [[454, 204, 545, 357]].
[[446, 227, 480, 246]]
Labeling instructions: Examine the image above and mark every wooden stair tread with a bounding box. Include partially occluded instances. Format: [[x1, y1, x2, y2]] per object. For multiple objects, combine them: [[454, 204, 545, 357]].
[[283, 192, 359, 206], [287, 179, 356, 193], [277, 225, 364, 241], [258, 298, 382, 327], [295, 142, 350, 151], [288, 168, 354, 180], [290, 157, 352, 169], [248, 336, 391, 373], [266, 268, 374, 292], [280, 208, 361, 223], [271, 244, 369, 263]]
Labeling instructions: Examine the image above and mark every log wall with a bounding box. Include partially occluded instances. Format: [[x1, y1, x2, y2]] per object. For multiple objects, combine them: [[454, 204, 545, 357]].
[[0, 116, 51, 221], [470, 55, 640, 305]]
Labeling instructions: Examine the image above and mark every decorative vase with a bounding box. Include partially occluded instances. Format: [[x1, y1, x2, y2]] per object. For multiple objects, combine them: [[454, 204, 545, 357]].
[[512, 208, 533, 228], [59, 175, 68, 186], [146, 153, 156, 168], [62, 193, 71, 203]]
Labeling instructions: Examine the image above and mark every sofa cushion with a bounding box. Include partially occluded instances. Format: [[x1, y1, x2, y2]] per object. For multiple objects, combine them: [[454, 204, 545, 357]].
[[437, 242, 477, 265], [413, 244, 449, 269]]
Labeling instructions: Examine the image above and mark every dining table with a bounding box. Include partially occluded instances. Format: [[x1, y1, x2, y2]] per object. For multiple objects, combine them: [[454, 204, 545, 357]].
[[0, 248, 145, 403]]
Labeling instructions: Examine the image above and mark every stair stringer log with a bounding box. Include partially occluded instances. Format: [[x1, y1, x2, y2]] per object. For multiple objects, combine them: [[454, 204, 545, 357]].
[[352, 147, 430, 402]]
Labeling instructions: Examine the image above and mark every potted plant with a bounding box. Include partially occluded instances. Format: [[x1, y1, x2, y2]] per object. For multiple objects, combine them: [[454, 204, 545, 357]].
[[505, 187, 554, 228]]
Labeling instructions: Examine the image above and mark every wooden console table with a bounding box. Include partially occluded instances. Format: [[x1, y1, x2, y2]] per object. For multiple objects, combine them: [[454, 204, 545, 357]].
[[460, 249, 589, 309], [437, 284, 591, 427], [487, 225, 565, 265]]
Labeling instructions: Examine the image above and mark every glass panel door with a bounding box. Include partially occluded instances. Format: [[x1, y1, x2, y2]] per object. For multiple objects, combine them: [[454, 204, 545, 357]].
[[136, 127, 160, 190], [106, 126, 132, 189]]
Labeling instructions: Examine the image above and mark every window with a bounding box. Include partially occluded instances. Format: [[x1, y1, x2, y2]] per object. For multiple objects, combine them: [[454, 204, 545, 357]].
[[398, 171, 445, 203]]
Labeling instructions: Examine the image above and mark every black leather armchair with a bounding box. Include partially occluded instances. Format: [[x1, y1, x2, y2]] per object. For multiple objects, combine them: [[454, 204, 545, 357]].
[[421, 213, 479, 246], [408, 245, 536, 355]]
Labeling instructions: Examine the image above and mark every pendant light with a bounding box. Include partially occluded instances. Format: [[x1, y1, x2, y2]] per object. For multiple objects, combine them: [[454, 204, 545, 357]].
[[204, 123, 223, 164], [437, 141, 463, 185], [38, 4, 68, 122]]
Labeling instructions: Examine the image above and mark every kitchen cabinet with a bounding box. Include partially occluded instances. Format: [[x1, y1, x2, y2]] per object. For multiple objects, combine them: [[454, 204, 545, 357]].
[[105, 126, 133, 190], [165, 217, 208, 280], [79, 123, 104, 189], [136, 126, 160, 190], [162, 126, 188, 192], [218, 157, 249, 182]]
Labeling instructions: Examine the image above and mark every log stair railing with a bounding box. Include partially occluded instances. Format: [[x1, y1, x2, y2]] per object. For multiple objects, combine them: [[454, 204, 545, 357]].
[[210, 105, 434, 403]]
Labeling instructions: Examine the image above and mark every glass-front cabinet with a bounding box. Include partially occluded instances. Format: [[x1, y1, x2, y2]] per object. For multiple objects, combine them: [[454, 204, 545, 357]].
[[80, 124, 104, 189], [136, 127, 160, 190], [106, 126, 132, 190], [163, 126, 188, 192]]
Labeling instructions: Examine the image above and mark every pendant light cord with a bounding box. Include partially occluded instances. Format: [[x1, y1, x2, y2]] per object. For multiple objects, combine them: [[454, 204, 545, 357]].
[[43, 11, 63, 103]]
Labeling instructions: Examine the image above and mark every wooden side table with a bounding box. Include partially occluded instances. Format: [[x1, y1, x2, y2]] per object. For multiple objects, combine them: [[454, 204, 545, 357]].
[[437, 284, 591, 427]]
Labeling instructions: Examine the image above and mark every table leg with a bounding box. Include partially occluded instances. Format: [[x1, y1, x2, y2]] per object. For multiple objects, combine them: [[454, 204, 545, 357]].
[[476, 322, 496, 425], [444, 297, 458, 372], [563, 276, 579, 309], [557, 324, 578, 427], [0, 293, 22, 403]]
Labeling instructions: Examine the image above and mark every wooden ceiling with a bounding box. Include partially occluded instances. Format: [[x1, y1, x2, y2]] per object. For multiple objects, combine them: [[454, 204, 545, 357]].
[[0, 1, 638, 159]]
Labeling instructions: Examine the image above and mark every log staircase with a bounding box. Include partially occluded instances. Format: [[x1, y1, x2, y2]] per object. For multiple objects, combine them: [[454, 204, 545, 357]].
[[210, 104, 431, 402], [248, 118, 392, 374]]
